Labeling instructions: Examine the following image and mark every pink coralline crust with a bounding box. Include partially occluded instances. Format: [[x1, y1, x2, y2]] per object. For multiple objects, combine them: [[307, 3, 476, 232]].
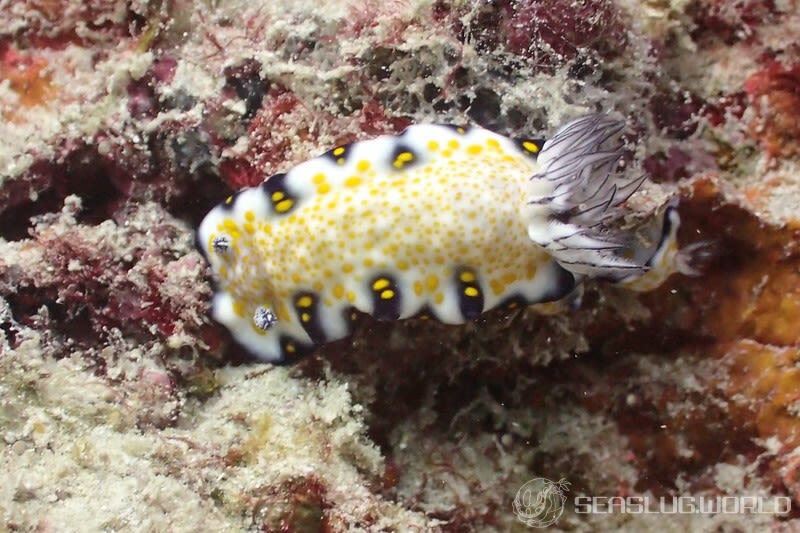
[[220, 88, 412, 190], [500, 0, 628, 64], [743, 58, 800, 159], [126, 55, 179, 119], [246, 476, 330, 531], [649, 89, 706, 140], [236, 88, 311, 185], [702, 91, 748, 128], [643, 146, 696, 183], [0, 0, 134, 46], [688, 0, 781, 44], [437, 0, 627, 71], [0, 200, 213, 356]]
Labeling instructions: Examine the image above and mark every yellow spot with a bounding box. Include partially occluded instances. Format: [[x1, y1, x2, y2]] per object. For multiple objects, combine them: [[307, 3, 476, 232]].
[[508, 302, 518, 309], [502, 272, 517, 285], [487, 138, 500, 149], [372, 278, 391, 291], [363, 258, 374, 267], [333, 146, 346, 156], [413, 281, 424, 296], [297, 295, 313, 308], [346, 291, 356, 303], [271, 191, 285, 201], [434, 292, 444, 304], [397, 260, 409, 271], [447, 139, 460, 149], [490, 279, 505, 296], [380, 289, 395, 300], [275, 199, 294, 213], [225, 196, 233, 204], [356, 160, 371, 172], [244, 210, 255, 222], [426, 275, 439, 292], [441, 149, 452, 158], [522, 140, 540, 153], [464, 287, 479, 297], [232, 300, 246, 317], [466, 144, 483, 155], [345, 176, 362, 187], [337, 158, 346, 166], [301, 312, 311, 322], [312, 173, 326, 184], [222, 219, 238, 232], [317, 183, 331, 194], [427, 140, 440, 151], [459, 271, 476, 283], [456, 127, 465, 134], [333, 284, 345, 299], [286, 343, 296, 354], [393, 151, 414, 169], [243, 222, 255, 234], [342, 263, 354, 273]]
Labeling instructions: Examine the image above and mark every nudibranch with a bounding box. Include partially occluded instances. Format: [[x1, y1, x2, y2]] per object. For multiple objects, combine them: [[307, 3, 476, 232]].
[[197, 114, 684, 363]]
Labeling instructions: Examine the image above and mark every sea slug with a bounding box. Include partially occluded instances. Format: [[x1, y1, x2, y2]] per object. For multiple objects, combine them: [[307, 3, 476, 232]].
[[197, 114, 684, 362]]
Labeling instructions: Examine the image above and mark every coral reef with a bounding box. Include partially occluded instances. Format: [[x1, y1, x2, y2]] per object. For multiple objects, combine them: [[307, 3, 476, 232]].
[[3, 0, 800, 530]]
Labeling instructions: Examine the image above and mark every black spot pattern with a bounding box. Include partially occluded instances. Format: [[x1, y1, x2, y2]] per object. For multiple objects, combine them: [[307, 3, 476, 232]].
[[221, 190, 243, 210], [293, 292, 326, 344], [389, 144, 418, 171], [455, 268, 484, 320], [514, 137, 546, 158], [277, 335, 313, 365], [321, 143, 351, 166], [440, 124, 470, 135], [369, 275, 402, 321], [411, 305, 437, 321], [260, 172, 297, 215]]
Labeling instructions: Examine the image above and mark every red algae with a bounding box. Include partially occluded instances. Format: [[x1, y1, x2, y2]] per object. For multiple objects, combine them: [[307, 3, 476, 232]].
[[500, 0, 628, 65]]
